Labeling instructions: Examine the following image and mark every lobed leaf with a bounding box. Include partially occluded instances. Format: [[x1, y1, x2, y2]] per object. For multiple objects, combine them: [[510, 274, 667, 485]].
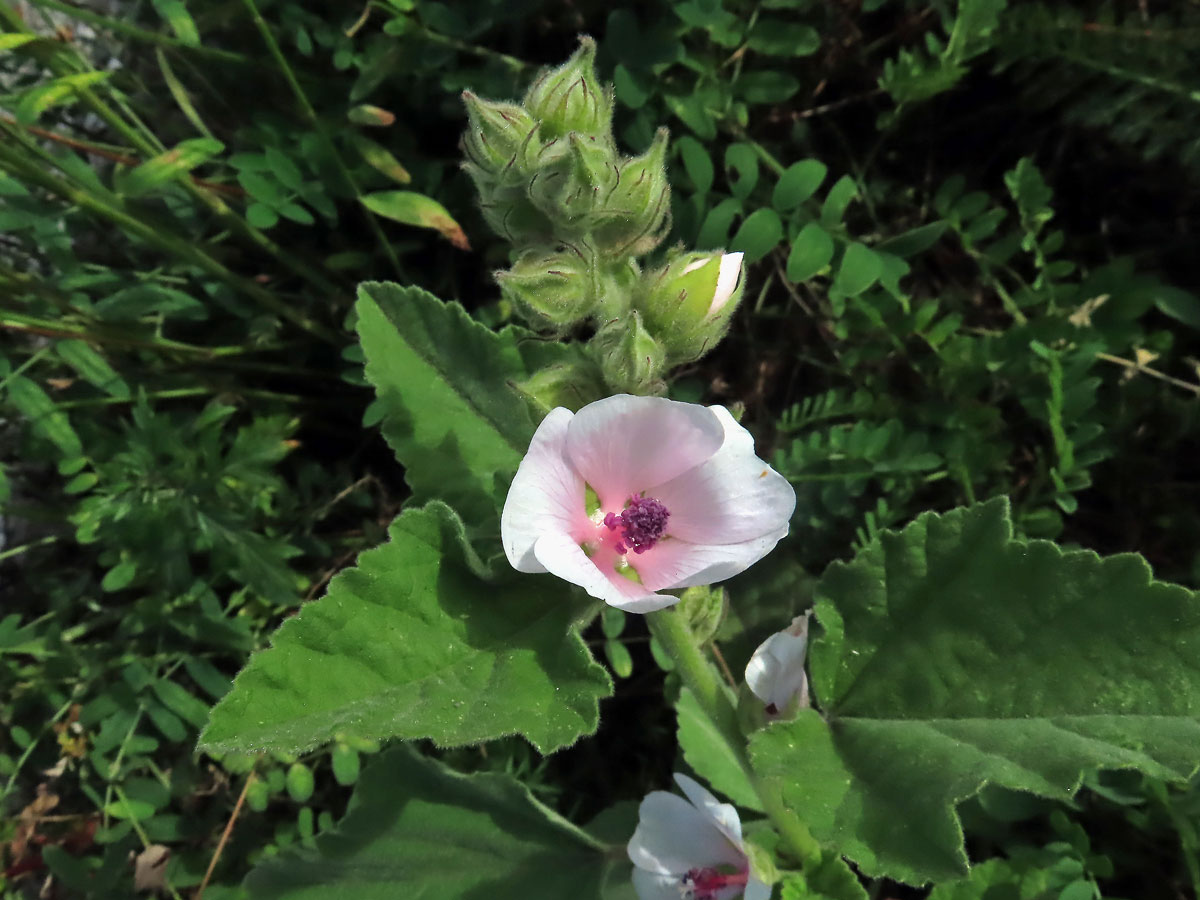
[[244, 746, 623, 900], [750, 498, 1200, 884], [199, 503, 610, 756]]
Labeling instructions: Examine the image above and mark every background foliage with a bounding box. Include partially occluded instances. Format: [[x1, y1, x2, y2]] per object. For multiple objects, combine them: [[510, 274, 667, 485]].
[[2, 0, 1200, 898]]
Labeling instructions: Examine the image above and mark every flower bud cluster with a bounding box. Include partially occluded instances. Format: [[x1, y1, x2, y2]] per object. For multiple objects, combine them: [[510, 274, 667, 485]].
[[461, 37, 668, 257], [462, 38, 747, 392]]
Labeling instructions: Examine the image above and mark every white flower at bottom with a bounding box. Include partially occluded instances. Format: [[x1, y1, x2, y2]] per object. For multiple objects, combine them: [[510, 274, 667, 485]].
[[627, 773, 770, 900], [744, 614, 810, 716]]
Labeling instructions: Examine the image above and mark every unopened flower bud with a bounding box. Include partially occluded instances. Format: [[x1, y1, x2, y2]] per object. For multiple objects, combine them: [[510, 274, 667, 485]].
[[592, 128, 671, 258], [512, 357, 606, 414], [637, 250, 745, 364], [590, 311, 666, 395], [495, 247, 594, 329], [461, 92, 539, 188], [522, 36, 613, 141], [529, 132, 618, 233]]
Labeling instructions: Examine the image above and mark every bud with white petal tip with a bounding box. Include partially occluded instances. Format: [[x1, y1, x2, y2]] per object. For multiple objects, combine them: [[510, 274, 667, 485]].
[[744, 613, 810, 718], [637, 249, 746, 364], [522, 36, 613, 141]]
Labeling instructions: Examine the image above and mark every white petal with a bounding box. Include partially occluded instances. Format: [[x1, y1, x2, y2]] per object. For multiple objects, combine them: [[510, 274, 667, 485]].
[[533, 532, 678, 613], [566, 395, 724, 511], [674, 773, 744, 849], [628, 790, 745, 875], [743, 876, 772, 900], [651, 406, 794, 546], [745, 624, 809, 710], [632, 533, 786, 592], [631, 868, 684, 900], [709, 252, 744, 315], [500, 408, 590, 572]]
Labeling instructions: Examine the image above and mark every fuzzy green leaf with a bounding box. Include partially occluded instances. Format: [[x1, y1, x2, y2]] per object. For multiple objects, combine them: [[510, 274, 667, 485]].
[[244, 746, 621, 899], [356, 282, 561, 527], [750, 498, 1200, 885], [676, 687, 762, 811], [199, 503, 609, 756]]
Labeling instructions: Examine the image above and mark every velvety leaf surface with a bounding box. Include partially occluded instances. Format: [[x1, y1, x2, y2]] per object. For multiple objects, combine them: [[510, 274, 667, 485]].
[[245, 746, 623, 900], [676, 687, 762, 810], [749, 498, 1200, 884], [356, 281, 565, 527], [200, 503, 610, 755]]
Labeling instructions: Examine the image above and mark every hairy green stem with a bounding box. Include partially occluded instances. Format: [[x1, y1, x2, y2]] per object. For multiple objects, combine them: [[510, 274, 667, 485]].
[[239, 0, 403, 277], [646, 607, 823, 867]]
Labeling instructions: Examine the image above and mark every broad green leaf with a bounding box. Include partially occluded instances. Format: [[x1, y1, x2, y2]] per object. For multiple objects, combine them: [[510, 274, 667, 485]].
[[747, 20, 821, 56], [696, 197, 742, 250], [676, 135, 714, 195], [832, 243, 883, 297], [6, 375, 81, 457], [356, 282, 560, 526], [820, 175, 858, 226], [731, 208, 783, 264], [773, 159, 827, 212], [750, 499, 1200, 884], [676, 687, 762, 811], [724, 143, 760, 201], [786, 223, 834, 282], [875, 221, 948, 258], [1155, 286, 1200, 330], [199, 503, 610, 756], [55, 339, 130, 399], [361, 191, 470, 249], [244, 747, 620, 900], [737, 71, 801, 104], [613, 63, 650, 109], [121, 138, 224, 197]]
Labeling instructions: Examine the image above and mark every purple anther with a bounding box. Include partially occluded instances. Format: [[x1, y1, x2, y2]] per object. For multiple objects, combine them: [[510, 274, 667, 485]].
[[603, 511, 620, 530], [617, 496, 670, 553]]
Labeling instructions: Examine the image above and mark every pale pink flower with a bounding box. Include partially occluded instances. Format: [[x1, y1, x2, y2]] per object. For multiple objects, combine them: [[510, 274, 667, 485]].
[[744, 614, 810, 716], [501, 394, 795, 613], [627, 773, 770, 900]]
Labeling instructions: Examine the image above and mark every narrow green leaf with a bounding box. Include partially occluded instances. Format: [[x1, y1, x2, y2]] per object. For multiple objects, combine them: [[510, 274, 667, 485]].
[[875, 221, 948, 258], [731, 208, 784, 264], [750, 499, 1200, 884], [676, 687, 761, 811], [786, 223, 834, 282], [95, 285, 207, 321], [199, 503, 610, 756], [55, 339, 130, 399], [151, 0, 200, 46], [156, 47, 214, 140], [16, 72, 110, 124], [833, 243, 884, 297], [6, 375, 81, 457], [350, 134, 412, 185], [361, 191, 470, 250], [122, 137, 224, 197], [0, 34, 37, 51], [244, 747, 618, 899], [773, 159, 827, 212], [152, 678, 211, 729]]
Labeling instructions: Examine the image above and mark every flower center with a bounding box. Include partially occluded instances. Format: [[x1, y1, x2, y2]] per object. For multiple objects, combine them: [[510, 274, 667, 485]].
[[603, 495, 669, 555], [680, 867, 749, 899]]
